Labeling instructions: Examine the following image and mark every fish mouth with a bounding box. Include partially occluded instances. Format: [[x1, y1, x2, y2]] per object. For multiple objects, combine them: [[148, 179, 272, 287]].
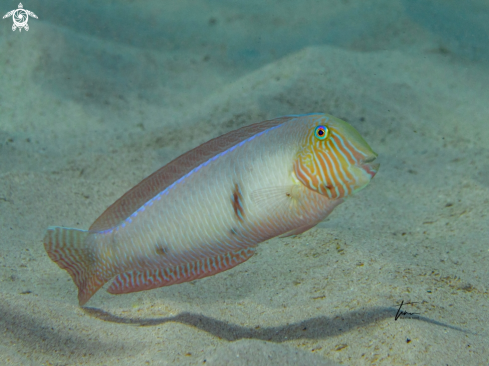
[[361, 155, 377, 164], [360, 156, 379, 179]]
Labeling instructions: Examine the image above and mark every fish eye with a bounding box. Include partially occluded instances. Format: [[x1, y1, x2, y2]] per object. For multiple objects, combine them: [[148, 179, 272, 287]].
[[314, 125, 329, 140]]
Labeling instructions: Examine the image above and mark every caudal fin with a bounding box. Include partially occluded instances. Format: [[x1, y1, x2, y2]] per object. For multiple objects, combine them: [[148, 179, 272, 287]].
[[43, 227, 106, 306]]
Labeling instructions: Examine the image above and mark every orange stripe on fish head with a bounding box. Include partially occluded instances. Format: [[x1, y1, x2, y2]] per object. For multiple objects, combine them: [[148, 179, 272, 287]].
[[294, 115, 379, 199]]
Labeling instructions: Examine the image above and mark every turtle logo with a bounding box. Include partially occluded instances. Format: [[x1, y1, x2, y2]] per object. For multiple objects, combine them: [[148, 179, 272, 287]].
[[3, 3, 38, 32]]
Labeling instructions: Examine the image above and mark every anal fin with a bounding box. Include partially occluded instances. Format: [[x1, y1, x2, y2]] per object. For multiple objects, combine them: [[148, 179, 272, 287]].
[[107, 247, 256, 295]]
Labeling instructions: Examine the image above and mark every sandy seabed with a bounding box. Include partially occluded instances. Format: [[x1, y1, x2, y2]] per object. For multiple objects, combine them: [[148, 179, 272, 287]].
[[1, 0, 488, 365]]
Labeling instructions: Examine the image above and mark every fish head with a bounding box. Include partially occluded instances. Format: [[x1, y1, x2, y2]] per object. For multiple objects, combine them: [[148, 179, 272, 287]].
[[294, 114, 379, 199]]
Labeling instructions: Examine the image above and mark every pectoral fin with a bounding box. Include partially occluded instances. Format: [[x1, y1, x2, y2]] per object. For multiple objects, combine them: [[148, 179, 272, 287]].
[[250, 185, 304, 215]]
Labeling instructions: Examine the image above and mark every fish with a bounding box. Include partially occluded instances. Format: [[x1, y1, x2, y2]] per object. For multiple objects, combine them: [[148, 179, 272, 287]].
[[43, 113, 379, 305]]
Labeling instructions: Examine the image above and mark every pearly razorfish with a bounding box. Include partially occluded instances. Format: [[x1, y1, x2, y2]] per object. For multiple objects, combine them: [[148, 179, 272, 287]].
[[44, 113, 379, 305]]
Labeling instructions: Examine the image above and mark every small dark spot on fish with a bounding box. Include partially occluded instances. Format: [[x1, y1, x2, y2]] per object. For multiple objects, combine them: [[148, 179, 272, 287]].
[[232, 183, 245, 221], [156, 245, 168, 255]]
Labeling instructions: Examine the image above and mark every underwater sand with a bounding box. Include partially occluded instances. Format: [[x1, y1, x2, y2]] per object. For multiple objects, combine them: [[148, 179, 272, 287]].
[[1, 0, 488, 365]]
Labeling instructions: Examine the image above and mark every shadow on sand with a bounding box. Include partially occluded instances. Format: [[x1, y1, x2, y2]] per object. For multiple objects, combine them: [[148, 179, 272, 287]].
[[83, 306, 471, 342]]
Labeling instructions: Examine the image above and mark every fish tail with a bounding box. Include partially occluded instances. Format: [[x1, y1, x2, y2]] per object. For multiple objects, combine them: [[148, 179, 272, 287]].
[[43, 226, 106, 306]]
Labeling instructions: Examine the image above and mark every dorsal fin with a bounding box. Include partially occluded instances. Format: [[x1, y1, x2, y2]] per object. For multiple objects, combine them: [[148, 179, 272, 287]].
[[89, 115, 296, 232]]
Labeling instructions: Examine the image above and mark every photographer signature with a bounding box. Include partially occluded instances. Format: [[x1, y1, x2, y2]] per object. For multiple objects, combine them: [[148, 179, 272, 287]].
[[395, 300, 421, 320]]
